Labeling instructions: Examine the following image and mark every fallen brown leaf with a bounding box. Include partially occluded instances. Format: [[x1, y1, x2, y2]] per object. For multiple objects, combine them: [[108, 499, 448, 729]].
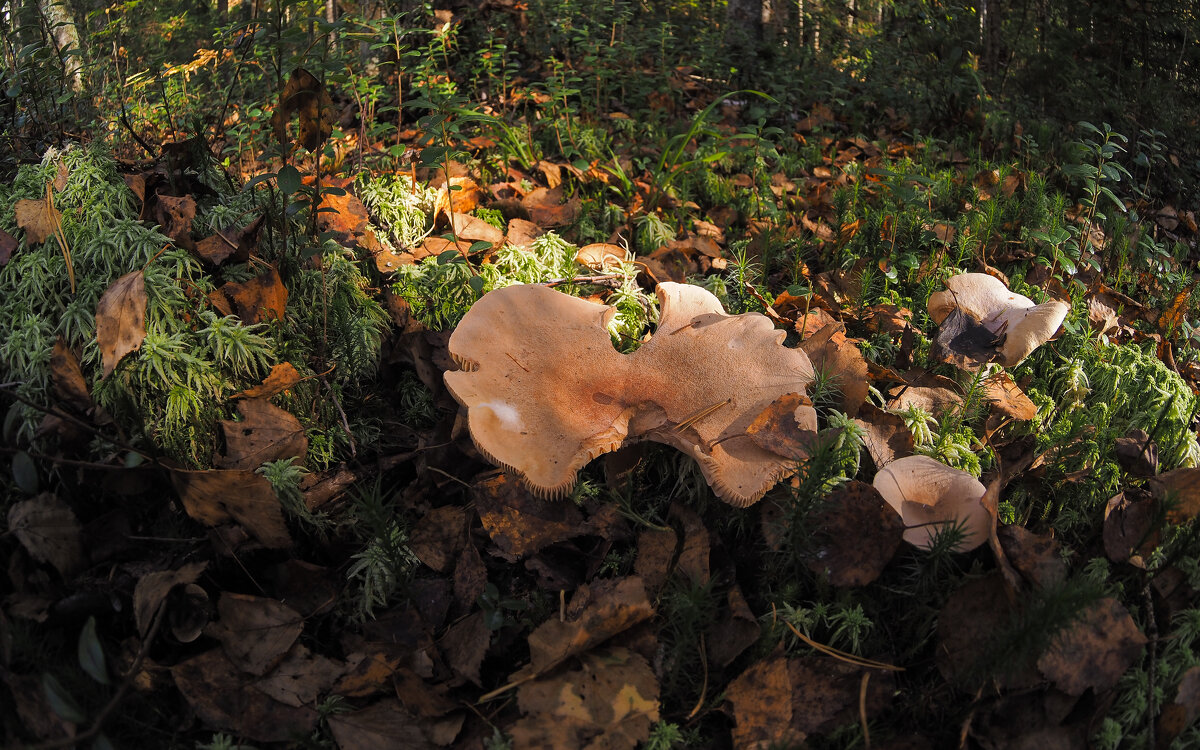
[[254, 643, 344, 707], [216, 398, 308, 470], [1150, 468, 1200, 522], [205, 592, 304, 676], [800, 323, 870, 416], [132, 560, 208, 638], [168, 466, 292, 548], [7, 492, 84, 578], [0, 228, 16, 265], [726, 652, 802, 749], [509, 647, 659, 750], [154, 194, 197, 250], [51, 338, 92, 411], [1036, 597, 1146, 695], [808, 480, 903, 587], [172, 648, 319, 742], [235, 362, 304, 399], [221, 265, 288, 324], [982, 371, 1037, 421], [14, 197, 62, 246], [409, 505, 468, 573], [272, 68, 335, 152], [327, 698, 437, 750], [524, 576, 654, 676], [96, 270, 147, 378], [474, 472, 588, 560]]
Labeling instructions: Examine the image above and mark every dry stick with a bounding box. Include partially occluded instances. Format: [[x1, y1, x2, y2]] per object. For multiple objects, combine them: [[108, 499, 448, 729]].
[[327, 384, 356, 458], [859, 672, 872, 749], [26, 602, 168, 750], [0, 385, 151, 461], [775, 606, 902, 672], [685, 634, 709, 721], [0, 446, 146, 472]]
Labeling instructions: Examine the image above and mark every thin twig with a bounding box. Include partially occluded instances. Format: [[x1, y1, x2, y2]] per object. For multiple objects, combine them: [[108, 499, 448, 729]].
[[0, 388, 151, 461]]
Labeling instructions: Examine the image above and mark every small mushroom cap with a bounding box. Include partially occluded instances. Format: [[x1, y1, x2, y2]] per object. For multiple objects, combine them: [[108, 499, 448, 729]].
[[928, 273, 1069, 366], [873, 455, 989, 551], [444, 282, 817, 506]]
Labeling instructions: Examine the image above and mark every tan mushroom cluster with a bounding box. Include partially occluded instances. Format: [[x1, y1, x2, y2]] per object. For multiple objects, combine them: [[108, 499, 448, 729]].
[[444, 282, 817, 506], [928, 273, 1069, 366]]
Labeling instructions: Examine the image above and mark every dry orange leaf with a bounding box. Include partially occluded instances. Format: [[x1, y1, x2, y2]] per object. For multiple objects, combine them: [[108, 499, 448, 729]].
[[445, 211, 503, 245], [96, 270, 147, 378], [473, 473, 586, 560], [235, 362, 303, 400], [1157, 283, 1196, 334], [271, 67, 335, 152], [800, 323, 870, 417], [132, 561, 208, 638], [221, 265, 288, 324], [981, 371, 1037, 421], [523, 576, 654, 676], [14, 198, 61, 246]]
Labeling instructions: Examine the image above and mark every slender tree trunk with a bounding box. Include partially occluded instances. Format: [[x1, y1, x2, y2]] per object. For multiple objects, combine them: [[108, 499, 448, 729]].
[[41, 0, 82, 91]]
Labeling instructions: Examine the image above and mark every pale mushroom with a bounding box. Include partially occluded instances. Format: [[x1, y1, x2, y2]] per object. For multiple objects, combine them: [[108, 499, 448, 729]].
[[444, 282, 817, 506], [872, 455, 989, 551], [928, 273, 1069, 366]]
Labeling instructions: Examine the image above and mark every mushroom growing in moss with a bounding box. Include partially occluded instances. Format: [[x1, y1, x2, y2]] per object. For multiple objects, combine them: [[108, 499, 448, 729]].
[[928, 273, 1069, 367], [443, 282, 817, 506], [872, 455, 989, 552]]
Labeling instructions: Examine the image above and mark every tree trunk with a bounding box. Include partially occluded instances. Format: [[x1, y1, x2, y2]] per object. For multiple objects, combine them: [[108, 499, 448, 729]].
[[41, 0, 82, 91]]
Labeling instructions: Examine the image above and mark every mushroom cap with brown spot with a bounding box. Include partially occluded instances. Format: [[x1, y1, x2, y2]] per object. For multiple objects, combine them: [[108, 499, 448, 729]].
[[444, 282, 817, 506], [873, 455, 989, 551], [928, 273, 1069, 366]]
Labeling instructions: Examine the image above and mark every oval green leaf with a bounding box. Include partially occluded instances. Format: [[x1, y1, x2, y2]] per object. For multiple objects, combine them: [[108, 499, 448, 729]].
[[78, 616, 110, 685]]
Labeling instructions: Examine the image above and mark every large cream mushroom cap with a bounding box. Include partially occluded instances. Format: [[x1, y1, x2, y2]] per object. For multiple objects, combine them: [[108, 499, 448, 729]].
[[928, 273, 1069, 366], [444, 282, 817, 506], [872, 455, 989, 551]]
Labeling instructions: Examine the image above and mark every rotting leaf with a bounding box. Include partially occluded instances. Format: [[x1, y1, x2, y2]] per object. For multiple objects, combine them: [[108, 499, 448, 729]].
[[409, 505, 468, 573], [14, 198, 62, 246], [931, 306, 1001, 369], [220, 265, 288, 324], [51, 338, 92, 412], [0, 228, 17, 265], [172, 648, 318, 742], [726, 651, 802, 749], [473, 472, 588, 560], [509, 647, 659, 750], [253, 643, 344, 707], [634, 527, 678, 595], [205, 592, 304, 677], [808, 480, 903, 587], [523, 576, 654, 676], [998, 526, 1067, 589], [670, 502, 710, 585], [271, 68, 335, 153], [96, 270, 147, 378], [1158, 665, 1200, 747], [706, 584, 760, 668], [1036, 597, 1146, 695], [133, 560, 208, 638], [154, 195, 197, 250], [235, 362, 304, 400], [216, 398, 308, 470], [1103, 492, 1160, 568], [440, 611, 489, 686], [168, 467, 292, 548], [1149, 468, 1200, 522], [7, 493, 84, 578], [937, 572, 1031, 690], [788, 656, 895, 738], [327, 698, 435, 750]]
